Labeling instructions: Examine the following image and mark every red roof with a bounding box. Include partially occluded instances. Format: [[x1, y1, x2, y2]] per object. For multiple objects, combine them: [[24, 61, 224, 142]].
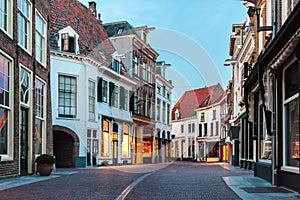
[[50, 0, 115, 66], [172, 84, 224, 120]]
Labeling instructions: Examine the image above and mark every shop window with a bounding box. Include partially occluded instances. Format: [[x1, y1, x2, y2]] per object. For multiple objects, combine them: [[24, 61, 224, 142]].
[[122, 124, 129, 157], [259, 104, 272, 161], [284, 63, 299, 168], [101, 120, 110, 157]]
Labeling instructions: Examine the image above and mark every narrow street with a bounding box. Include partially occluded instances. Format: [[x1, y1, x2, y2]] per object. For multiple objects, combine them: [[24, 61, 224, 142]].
[[0, 162, 243, 200]]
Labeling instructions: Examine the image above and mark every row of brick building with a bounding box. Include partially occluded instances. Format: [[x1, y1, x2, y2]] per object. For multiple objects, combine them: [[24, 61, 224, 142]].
[[0, 0, 173, 178]]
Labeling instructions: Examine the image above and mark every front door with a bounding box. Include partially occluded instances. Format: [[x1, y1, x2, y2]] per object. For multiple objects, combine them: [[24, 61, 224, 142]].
[[113, 140, 118, 165], [20, 107, 29, 176]]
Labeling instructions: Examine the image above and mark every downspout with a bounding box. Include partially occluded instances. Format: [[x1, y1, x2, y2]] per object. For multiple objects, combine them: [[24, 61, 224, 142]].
[[272, 0, 277, 185]]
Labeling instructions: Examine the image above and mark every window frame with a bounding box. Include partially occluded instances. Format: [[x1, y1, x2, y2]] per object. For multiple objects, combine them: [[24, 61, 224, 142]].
[[0, 0, 13, 37], [18, 0, 32, 54], [0, 51, 13, 160], [88, 80, 95, 121], [35, 10, 47, 67], [282, 62, 300, 173], [58, 74, 77, 118], [35, 77, 46, 155]]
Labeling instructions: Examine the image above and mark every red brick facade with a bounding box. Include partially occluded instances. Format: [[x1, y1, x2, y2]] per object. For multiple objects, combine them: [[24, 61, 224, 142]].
[[0, 0, 52, 178]]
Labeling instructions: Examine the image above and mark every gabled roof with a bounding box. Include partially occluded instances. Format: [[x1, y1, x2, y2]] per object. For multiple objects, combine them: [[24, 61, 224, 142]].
[[103, 21, 138, 37], [50, 0, 115, 66], [172, 84, 224, 120]]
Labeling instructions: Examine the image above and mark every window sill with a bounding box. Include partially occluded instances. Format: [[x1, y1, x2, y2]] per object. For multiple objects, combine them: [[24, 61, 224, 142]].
[[0, 156, 13, 162], [56, 117, 80, 121], [281, 166, 300, 174]]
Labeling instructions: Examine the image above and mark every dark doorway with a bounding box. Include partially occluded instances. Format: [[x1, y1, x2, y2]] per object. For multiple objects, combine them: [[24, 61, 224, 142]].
[[20, 107, 28, 176], [53, 131, 74, 167]]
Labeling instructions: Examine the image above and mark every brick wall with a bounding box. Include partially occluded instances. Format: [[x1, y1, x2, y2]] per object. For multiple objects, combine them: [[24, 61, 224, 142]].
[[0, 0, 52, 178]]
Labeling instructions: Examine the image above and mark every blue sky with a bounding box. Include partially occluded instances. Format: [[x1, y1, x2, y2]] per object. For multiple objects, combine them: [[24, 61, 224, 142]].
[[80, 0, 247, 102]]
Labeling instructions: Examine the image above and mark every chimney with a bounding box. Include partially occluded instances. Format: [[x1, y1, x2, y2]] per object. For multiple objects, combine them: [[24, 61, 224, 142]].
[[88, 1, 97, 17]]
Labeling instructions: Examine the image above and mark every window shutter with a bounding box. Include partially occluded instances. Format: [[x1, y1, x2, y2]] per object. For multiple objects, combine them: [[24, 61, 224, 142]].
[[97, 77, 102, 102], [129, 90, 134, 112], [120, 86, 125, 109], [109, 82, 115, 106]]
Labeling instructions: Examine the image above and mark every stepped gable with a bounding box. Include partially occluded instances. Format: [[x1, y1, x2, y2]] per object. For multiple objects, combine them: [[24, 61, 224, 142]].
[[49, 0, 115, 66], [172, 84, 224, 120]]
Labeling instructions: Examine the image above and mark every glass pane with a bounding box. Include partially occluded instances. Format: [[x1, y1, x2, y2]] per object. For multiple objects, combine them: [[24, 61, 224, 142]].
[[287, 98, 299, 167]]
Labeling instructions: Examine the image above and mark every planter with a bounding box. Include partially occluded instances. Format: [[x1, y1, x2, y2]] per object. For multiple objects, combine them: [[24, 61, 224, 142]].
[[37, 163, 54, 176]]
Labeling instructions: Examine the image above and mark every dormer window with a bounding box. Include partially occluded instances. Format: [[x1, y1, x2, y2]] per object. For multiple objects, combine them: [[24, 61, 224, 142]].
[[61, 33, 75, 53], [112, 59, 120, 73], [117, 28, 124, 35], [175, 109, 180, 120], [58, 26, 79, 54]]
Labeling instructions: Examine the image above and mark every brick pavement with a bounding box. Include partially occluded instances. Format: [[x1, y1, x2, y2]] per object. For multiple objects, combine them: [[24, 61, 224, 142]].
[[126, 162, 243, 200]]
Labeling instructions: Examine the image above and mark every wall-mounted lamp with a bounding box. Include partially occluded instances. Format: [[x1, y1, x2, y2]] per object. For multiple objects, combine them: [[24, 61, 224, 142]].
[[224, 59, 238, 66]]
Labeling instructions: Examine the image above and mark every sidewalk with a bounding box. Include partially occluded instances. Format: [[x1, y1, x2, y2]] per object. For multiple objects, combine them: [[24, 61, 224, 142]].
[[220, 163, 300, 200], [0, 171, 77, 191]]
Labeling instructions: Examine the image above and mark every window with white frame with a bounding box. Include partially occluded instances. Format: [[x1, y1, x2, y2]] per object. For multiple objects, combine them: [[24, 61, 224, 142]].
[[210, 122, 213, 136], [147, 65, 151, 83], [142, 62, 147, 80], [124, 89, 129, 111], [88, 80, 95, 121], [35, 78, 45, 155], [162, 101, 166, 123], [215, 121, 219, 136], [101, 79, 108, 103], [188, 124, 191, 133], [192, 123, 195, 133], [181, 124, 184, 133], [157, 99, 161, 121], [0, 0, 12, 35], [20, 68, 30, 105], [58, 75, 76, 118], [113, 86, 119, 108], [133, 56, 138, 76], [0, 53, 12, 157], [212, 110, 216, 120], [283, 63, 299, 168], [35, 11, 46, 65], [259, 104, 272, 161], [167, 104, 170, 124], [18, 0, 31, 51]]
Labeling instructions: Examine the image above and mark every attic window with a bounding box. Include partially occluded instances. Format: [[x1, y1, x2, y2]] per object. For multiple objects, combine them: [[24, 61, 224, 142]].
[[117, 28, 124, 35], [58, 26, 79, 54], [61, 33, 75, 53], [112, 59, 120, 73], [175, 109, 180, 120]]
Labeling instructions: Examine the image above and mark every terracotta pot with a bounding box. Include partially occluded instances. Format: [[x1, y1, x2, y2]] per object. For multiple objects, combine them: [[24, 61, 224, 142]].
[[37, 163, 54, 176]]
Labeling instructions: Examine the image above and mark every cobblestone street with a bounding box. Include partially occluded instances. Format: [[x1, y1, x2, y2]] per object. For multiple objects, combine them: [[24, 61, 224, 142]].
[[0, 162, 246, 200]]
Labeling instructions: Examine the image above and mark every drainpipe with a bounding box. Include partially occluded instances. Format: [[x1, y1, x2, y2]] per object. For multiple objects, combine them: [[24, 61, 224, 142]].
[[272, 0, 277, 39], [271, 0, 277, 185]]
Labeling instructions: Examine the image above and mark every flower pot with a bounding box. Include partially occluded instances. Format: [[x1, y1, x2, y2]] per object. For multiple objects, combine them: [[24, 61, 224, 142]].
[[37, 163, 54, 176]]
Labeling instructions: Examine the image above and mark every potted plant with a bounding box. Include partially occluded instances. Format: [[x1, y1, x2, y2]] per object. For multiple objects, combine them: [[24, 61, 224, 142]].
[[36, 154, 56, 176]]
